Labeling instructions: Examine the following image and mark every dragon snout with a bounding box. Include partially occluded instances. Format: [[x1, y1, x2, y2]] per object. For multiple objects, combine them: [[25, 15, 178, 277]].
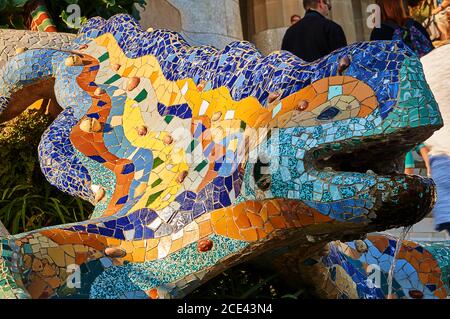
[[395, 56, 443, 131], [368, 174, 436, 231]]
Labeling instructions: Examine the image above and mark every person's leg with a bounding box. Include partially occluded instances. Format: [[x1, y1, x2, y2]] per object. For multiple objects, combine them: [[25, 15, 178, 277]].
[[436, 222, 450, 235], [405, 151, 415, 174], [430, 155, 450, 236], [442, 223, 450, 236]]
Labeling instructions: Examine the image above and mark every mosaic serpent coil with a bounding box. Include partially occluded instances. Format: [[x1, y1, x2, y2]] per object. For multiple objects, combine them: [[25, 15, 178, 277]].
[[0, 14, 448, 299]]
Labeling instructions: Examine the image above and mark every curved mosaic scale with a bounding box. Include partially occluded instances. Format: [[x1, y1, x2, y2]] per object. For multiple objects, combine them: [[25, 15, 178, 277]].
[[0, 14, 446, 299], [38, 108, 94, 203]]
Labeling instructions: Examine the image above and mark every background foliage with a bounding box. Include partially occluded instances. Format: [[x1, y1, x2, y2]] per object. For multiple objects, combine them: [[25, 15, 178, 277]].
[[0, 0, 147, 32], [0, 0, 29, 29], [0, 108, 93, 234]]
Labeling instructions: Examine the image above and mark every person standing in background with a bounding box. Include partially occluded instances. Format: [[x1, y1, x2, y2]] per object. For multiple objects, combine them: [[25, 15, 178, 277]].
[[430, 152, 450, 235], [407, 0, 450, 41], [370, 0, 434, 55], [290, 14, 301, 25], [414, 33, 450, 236], [431, 0, 450, 41], [407, 0, 436, 24], [404, 143, 431, 176], [281, 0, 347, 62], [414, 144, 450, 235]]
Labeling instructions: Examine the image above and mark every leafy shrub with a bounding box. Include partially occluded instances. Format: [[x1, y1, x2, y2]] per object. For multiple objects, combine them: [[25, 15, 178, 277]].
[[0, 0, 29, 30], [0, 107, 93, 234], [0, 0, 147, 32], [47, 0, 146, 32], [0, 184, 91, 234]]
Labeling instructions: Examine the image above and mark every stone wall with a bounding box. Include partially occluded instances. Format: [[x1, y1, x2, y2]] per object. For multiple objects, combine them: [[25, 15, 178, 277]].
[[137, 0, 244, 49], [330, 0, 364, 44], [242, 0, 304, 55], [384, 218, 450, 241]]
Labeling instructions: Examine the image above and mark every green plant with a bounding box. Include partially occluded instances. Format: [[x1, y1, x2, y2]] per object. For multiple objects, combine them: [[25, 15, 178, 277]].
[[0, 108, 94, 234], [0, 108, 51, 187], [0, 0, 147, 31], [0, 0, 28, 29], [0, 183, 92, 234], [48, 0, 147, 32]]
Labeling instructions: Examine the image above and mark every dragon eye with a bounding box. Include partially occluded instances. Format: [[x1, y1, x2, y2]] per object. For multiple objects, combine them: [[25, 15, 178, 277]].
[[317, 107, 341, 120]]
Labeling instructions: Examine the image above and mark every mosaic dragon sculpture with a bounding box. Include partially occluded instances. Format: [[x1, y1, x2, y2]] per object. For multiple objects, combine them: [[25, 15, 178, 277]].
[[0, 14, 448, 299]]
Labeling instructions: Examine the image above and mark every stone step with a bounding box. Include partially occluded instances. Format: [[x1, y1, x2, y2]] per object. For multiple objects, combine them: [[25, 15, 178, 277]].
[[380, 218, 450, 242]]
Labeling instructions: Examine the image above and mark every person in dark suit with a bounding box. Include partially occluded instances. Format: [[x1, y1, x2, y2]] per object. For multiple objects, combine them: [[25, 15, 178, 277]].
[[281, 0, 347, 62]]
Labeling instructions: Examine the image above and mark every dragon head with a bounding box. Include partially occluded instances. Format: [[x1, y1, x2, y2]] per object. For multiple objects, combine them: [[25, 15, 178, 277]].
[[241, 41, 443, 237]]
